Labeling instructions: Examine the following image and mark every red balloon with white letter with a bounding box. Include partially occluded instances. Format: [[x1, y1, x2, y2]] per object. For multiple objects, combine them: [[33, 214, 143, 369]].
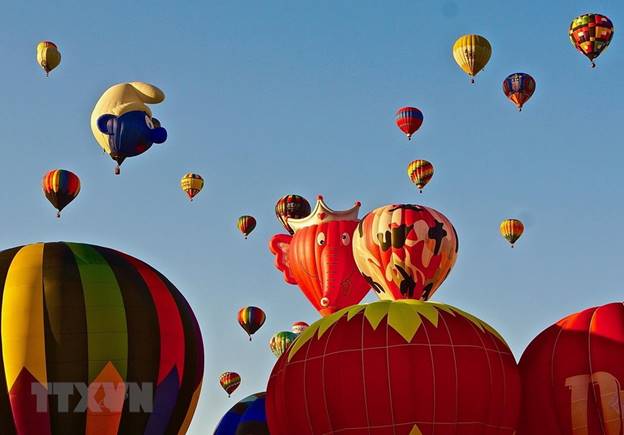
[[269, 196, 370, 317], [519, 302, 624, 434]]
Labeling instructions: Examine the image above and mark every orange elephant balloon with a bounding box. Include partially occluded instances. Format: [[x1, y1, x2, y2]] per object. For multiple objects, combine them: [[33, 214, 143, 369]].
[[269, 196, 370, 316], [352, 204, 458, 301]]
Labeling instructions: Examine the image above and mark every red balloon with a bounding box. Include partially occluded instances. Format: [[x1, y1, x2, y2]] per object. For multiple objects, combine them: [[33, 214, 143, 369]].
[[267, 300, 521, 434], [395, 106, 423, 140], [519, 302, 624, 434], [269, 195, 370, 316]]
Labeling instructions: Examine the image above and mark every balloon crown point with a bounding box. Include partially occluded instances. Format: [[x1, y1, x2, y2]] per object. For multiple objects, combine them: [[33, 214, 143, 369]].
[[288, 196, 360, 232]]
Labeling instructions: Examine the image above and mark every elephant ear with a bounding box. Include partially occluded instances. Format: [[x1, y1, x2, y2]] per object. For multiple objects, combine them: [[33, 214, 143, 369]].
[[97, 114, 117, 135], [269, 234, 297, 285]]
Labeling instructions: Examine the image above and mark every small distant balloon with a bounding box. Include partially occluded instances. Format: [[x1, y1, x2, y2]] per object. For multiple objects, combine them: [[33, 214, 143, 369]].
[[407, 160, 434, 192], [180, 173, 204, 201], [269, 331, 297, 358], [500, 218, 524, 247], [42, 169, 80, 218], [503, 73, 536, 111], [36, 41, 61, 76], [238, 306, 266, 340], [237, 215, 256, 239], [569, 13, 614, 67], [291, 321, 309, 335], [220, 372, 241, 398], [452, 34, 491, 83], [275, 195, 311, 235], [395, 107, 423, 140]]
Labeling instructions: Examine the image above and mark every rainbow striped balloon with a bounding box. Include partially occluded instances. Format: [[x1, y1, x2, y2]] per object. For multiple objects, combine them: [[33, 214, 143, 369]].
[[237, 306, 266, 341], [42, 169, 80, 218], [406, 160, 434, 192], [219, 372, 241, 398], [0, 242, 204, 434]]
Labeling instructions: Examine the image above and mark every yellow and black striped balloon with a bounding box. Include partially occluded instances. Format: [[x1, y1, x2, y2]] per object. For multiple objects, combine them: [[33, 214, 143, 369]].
[[407, 160, 434, 192], [500, 219, 524, 247]]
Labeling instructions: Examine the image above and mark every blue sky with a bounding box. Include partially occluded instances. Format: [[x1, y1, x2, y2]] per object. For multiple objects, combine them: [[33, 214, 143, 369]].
[[1, 0, 623, 432]]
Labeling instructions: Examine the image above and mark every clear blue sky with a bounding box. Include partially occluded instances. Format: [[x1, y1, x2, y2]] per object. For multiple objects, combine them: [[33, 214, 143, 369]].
[[1, 0, 623, 432]]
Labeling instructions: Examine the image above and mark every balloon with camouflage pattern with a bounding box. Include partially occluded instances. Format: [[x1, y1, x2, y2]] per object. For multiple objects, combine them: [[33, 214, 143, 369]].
[[352, 204, 458, 301]]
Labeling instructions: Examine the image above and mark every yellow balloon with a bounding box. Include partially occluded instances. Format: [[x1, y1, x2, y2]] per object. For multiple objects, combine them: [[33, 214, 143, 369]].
[[90, 82, 165, 155], [452, 35, 491, 83], [36, 41, 61, 76]]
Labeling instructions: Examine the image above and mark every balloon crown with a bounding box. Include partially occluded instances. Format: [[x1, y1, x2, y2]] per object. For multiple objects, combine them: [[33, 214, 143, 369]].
[[288, 195, 360, 233]]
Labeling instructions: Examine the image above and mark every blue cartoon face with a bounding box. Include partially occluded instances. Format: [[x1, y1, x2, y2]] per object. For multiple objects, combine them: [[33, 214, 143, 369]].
[[97, 110, 167, 161]]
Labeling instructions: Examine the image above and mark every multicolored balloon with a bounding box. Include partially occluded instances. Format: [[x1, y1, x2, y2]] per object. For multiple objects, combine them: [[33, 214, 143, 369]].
[[267, 300, 521, 434], [91, 82, 167, 174], [269, 195, 371, 316], [519, 302, 624, 434], [180, 173, 204, 201], [237, 215, 257, 239], [291, 321, 309, 335], [238, 306, 266, 341], [269, 331, 297, 358], [0, 242, 204, 434], [352, 204, 458, 301], [569, 13, 614, 67], [500, 218, 524, 247], [452, 34, 492, 83], [395, 107, 423, 140], [503, 73, 536, 111], [41, 169, 80, 218], [407, 159, 434, 192], [275, 195, 311, 235], [36, 41, 61, 76], [220, 372, 241, 398], [214, 392, 269, 435]]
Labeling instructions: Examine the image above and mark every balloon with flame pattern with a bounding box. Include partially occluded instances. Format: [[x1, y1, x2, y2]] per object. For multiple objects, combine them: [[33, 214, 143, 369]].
[[269, 195, 370, 316]]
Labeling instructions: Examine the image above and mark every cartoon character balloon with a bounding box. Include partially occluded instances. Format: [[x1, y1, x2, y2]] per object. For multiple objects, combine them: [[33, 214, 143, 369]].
[[452, 34, 492, 83], [269, 195, 370, 316], [352, 204, 458, 301], [275, 195, 311, 235], [36, 41, 61, 76], [42, 169, 80, 218], [395, 107, 423, 140], [569, 13, 614, 67], [503, 73, 536, 111], [519, 302, 624, 434], [91, 82, 168, 174]]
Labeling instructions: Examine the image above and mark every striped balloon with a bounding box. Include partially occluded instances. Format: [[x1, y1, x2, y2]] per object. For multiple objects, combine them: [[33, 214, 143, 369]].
[[214, 392, 268, 435], [452, 34, 492, 83], [274, 195, 311, 235], [0, 242, 204, 435], [180, 173, 204, 201], [407, 160, 434, 192], [42, 169, 81, 218], [219, 372, 241, 398], [237, 215, 256, 239], [502, 73, 536, 111], [237, 306, 266, 341], [395, 107, 423, 140], [500, 218, 524, 247], [269, 331, 297, 358]]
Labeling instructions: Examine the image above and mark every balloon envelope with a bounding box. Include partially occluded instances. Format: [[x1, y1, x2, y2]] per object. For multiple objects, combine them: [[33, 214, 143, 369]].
[[569, 13, 614, 66], [180, 173, 204, 201], [269, 331, 297, 358], [42, 169, 80, 217], [219, 372, 241, 397], [503, 73, 536, 111], [237, 306, 266, 340], [500, 218, 524, 246], [275, 195, 311, 235], [214, 392, 269, 435], [395, 107, 423, 140], [36, 41, 61, 76], [452, 34, 491, 82]]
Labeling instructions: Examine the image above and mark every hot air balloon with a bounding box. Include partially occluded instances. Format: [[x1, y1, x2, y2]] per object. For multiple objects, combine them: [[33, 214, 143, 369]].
[[275, 195, 311, 235], [0, 242, 204, 434], [91, 82, 168, 174], [214, 392, 269, 435], [503, 73, 536, 111], [407, 159, 434, 192], [180, 173, 204, 201], [518, 302, 624, 434], [36, 41, 61, 76], [452, 34, 492, 83], [42, 169, 80, 218], [269, 195, 371, 316], [569, 13, 614, 67], [352, 204, 458, 301], [500, 218, 524, 247], [237, 306, 266, 341], [237, 215, 256, 239], [395, 107, 423, 140], [220, 372, 241, 398], [291, 321, 309, 335], [266, 300, 521, 434], [269, 331, 297, 358]]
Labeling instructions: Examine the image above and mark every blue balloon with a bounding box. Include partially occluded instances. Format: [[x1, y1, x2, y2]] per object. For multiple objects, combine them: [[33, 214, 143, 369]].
[[97, 110, 167, 173], [214, 392, 268, 435]]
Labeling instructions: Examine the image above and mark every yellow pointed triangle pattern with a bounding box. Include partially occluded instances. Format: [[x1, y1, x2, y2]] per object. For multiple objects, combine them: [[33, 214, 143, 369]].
[[288, 299, 508, 361], [409, 424, 424, 435]]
